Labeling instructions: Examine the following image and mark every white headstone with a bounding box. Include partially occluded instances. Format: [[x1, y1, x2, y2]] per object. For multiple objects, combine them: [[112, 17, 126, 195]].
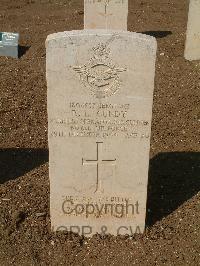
[[46, 30, 157, 236], [184, 0, 200, 60], [84, 0, 128, 30]]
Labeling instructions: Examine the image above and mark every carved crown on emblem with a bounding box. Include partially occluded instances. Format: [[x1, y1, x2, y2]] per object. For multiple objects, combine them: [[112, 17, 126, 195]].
[[73, 43, 127, 99], [92, 43, 110, 59]]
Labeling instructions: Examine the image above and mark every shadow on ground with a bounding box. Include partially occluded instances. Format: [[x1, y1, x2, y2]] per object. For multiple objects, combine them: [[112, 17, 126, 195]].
[[18, 45, 31, 58], [146, 152, 200, 226], [141, 31, 172, 38], [0, 149, 199, 227], [0, 148, 48, 184]]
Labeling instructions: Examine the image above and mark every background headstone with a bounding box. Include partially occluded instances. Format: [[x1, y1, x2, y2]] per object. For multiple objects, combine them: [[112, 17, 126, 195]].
[[184, 0, 200, 60], [46, 30, 157, 236], [0, 32, 19, 59], [84, 0, 128, 30]]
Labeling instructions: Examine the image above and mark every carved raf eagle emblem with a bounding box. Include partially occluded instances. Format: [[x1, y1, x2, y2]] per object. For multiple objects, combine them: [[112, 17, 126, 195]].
[[72, 43, 127, 99]]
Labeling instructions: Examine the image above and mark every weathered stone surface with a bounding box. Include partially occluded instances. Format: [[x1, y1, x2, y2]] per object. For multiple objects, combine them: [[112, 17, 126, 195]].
[[0, 32, 19, 58], [184, 0, 200, 60], [46, 30, 157, 236], [84, 0, 128, 30]]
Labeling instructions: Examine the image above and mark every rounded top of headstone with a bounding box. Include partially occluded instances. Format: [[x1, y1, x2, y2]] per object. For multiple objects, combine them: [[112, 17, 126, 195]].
[[46, 30, 157, 49]]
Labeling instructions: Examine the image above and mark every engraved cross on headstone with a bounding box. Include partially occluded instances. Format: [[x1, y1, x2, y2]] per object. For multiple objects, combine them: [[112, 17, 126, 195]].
[[82, 142, 116, 193], [84, 0, 128, 31], [98, 1, 113, 22]]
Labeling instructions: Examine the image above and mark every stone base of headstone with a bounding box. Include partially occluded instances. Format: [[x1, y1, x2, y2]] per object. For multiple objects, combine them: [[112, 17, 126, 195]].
[[0, 45, 18, 59]]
